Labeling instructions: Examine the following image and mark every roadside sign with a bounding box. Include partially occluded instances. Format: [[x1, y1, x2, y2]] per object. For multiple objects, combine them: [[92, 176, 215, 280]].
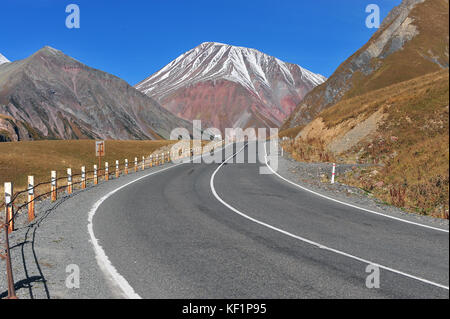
[[96, 140, 105, 157]]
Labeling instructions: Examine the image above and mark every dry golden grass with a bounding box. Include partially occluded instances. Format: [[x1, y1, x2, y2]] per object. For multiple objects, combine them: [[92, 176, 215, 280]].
[[0, 139, 177, 205], [284, 70, 449, 218], [278, 125, 305, 139], [281, 137, 336, 163]]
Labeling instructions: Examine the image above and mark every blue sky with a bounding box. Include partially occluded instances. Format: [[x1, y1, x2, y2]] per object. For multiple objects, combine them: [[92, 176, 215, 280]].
[[1, 0, 401, 85]]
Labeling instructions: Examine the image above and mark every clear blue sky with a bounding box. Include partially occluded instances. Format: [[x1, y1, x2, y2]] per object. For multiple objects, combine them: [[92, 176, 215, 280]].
[[1, 0, 400, 85]]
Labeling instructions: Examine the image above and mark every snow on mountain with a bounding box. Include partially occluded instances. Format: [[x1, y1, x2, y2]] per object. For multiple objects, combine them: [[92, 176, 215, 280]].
[[136, 42, 326, 130], [0, 53, 10, 65]]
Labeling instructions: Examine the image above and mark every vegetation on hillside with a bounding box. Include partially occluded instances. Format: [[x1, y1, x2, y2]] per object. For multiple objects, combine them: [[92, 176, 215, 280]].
[[281, 70, 449, 218], [0, 139, 176, 206]]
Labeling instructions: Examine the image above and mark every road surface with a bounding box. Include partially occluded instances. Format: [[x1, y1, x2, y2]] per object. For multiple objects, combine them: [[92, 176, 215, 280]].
[[93, 142, 449, 298]]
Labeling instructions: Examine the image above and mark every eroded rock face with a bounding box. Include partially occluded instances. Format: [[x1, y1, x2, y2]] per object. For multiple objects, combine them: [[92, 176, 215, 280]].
[[0, 47, 191, 141], [136, 42, 326, 131], [283, 0, 449, 129], [0, 114, 36, 142]]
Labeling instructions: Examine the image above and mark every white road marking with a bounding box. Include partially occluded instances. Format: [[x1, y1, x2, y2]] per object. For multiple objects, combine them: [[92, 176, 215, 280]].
[[263, 143, 449, 233], [86, 143, 232, 299], [88, 163, 184, 299], [210, 143, 449, 291]]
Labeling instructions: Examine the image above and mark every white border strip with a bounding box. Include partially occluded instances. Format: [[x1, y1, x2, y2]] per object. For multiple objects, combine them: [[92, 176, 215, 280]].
[[88, 163, 184, 299], [210, 144, 449, 291], [264, 143, 449, 233], [87, 143, 232, 299]]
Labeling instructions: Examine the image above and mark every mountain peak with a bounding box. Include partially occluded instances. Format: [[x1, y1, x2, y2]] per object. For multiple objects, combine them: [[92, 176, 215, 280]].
[[136, 43, 325, 130], [37, 45, 63, 56], [0, 53, 10, 65], [283, 0, 448, 129]]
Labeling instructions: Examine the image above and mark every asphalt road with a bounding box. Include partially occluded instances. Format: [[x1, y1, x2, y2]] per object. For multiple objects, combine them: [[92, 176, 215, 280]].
[[93, 142, 449, 298]]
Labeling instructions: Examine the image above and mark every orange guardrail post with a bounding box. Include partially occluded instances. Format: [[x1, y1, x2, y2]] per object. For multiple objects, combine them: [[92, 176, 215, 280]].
[[51, 171, 57, 202], [116, 160, 119, 178], [142, 156, 145, 170], [105, 162, 109, 181], [4, 182, 14, 233], [67, 168, 73, 194], [81, 166, 86, 189], [125, 159, 128, 174], [94, 165, 98, 185], [27, 176, 35, 222], [134, 157, 138, 172]]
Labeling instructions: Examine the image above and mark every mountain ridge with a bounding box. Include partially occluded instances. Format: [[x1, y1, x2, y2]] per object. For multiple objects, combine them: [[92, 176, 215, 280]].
[[136, 42, 326, 132], [0, 46, 191, 141], [283, 0, 449, 129]]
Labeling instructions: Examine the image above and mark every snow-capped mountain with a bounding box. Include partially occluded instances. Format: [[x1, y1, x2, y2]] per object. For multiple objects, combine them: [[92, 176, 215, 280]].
[[0, 53, 10, 65], [136, 42, 326, 131]]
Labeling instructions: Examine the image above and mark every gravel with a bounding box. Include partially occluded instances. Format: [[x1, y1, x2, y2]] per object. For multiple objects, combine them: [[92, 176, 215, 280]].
[[276, 152, 449, 230], [1, 145, 447, 299], [0, 162, 180, 299]]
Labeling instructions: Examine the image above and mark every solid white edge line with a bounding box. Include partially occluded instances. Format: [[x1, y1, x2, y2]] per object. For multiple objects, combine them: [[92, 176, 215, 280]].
[[86, 142, 232, 299], [210, 143, 449, 291], [264, 143, 449, 234], [88, 163, 184, 299]]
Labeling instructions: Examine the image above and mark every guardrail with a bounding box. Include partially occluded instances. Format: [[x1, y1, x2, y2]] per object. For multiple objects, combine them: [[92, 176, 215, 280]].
[[0, 142, 224, 299]]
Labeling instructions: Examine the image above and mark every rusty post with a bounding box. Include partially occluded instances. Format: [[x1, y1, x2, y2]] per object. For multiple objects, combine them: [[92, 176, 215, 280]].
[[67, 168, 72, 195], [28, 176, 35, 222], [3, 223, 17, 298], [51, 171, 57, 202], [105, 162, 109, 181], [4, 182, 14, 233], [125, 159, 128, 175], [116, 160, 119, 178], [81, 166, 86, 189], [94, 165, 98, 185]]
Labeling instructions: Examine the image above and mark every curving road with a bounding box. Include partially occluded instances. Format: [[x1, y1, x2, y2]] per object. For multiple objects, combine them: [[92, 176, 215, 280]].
[[93, 142, 449, 298]]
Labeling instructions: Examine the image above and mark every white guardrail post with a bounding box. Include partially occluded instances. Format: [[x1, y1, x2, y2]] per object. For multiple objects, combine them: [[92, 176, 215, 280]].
[[5, 182, 14, 233], [94, 165, 98, 185], [51, 171, 57, 202], [105, 162, 109, 181], [81, 166, 86, 189], [28, 176, 35, 222], [331, 163, 336, 184], [67, 168, 72, 194]]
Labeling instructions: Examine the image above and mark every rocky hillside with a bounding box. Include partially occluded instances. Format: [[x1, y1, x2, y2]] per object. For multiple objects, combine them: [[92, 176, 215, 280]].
[[283, 69, 449, 217], [0, 47, 191, 141], [283, 0, 449, 129], [136, 42, 325, 132]]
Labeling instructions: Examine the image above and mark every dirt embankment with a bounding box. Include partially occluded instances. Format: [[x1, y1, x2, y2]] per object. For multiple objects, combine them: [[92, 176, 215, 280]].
[[281, 70, 449, 218]]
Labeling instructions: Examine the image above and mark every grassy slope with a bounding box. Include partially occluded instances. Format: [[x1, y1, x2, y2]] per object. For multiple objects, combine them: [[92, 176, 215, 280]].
[[344, 0, 449, 100], [281, 70, 449, 218], [0, 140, 176, 204], [282, 0, 449, 130]]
